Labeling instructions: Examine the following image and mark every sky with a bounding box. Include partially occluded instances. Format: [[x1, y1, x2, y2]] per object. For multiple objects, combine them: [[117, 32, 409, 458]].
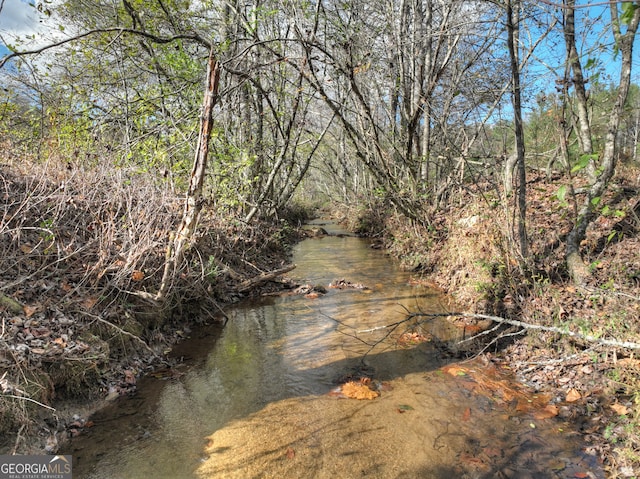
[[0, 0, 58, 57], [0, 0, 40, 34]]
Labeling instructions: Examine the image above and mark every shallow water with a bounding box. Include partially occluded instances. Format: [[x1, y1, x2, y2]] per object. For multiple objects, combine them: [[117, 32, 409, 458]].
[[66, 221, 603, 478]]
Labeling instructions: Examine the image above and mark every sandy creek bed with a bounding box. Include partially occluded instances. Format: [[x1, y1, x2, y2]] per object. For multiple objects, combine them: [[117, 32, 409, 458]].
[[65, 223, 603, 478]]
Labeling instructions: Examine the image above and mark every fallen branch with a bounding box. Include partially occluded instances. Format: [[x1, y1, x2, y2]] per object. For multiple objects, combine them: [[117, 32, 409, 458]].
[[236, 264, 296, 293], [401, 312, 640, 350]]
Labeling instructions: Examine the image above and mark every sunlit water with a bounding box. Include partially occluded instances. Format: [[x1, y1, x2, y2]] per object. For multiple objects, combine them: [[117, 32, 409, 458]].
[[66, 221, 603, 478]]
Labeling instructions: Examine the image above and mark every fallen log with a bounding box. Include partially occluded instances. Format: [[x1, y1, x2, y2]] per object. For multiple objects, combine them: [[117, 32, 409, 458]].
[[236, 264, 296, 293]]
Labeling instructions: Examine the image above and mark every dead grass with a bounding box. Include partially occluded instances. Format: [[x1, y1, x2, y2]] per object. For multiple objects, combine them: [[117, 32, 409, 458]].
[[0, 152, 301, 454]]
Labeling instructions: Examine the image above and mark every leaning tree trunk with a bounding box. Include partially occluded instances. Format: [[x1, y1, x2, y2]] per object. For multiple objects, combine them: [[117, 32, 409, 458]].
[[563, 0, 596, 181], [156, 48, 220, 300], [565, 4, 640, 286]]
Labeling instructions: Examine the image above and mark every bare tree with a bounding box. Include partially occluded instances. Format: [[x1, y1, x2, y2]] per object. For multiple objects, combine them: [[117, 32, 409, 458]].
[[564, 1, 640, 285]]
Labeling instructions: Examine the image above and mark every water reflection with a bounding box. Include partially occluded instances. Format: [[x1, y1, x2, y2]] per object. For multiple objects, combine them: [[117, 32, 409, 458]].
[[66, 228, 603, 479]]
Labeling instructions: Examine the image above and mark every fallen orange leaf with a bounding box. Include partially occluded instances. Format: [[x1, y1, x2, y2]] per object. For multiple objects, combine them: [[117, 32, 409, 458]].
[[610, 403, 628, 415], [617, 358, 640, 368], [285, 447, 295, 460], [82, 297, 98, 309], [124, 369, 137, 385], [533, 404, 559, 420], [462, 407, 471, 422], [566, 388, 581, 403], [459, 453, 488, 469], [23, 305, 37, 318], [442, 364, 467, 377], [132, 270, 145, 281]]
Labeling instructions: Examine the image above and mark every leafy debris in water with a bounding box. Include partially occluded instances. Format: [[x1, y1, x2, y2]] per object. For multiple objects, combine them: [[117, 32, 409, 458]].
[[341, 381, 379, 400], [328, 377, 380, 400], [441, 360, 560, 419]]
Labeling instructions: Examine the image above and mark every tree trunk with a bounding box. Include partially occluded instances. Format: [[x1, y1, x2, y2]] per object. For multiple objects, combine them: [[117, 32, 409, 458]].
[[506, 0, 528, 259], [157, 48, 220, 300], [563, 0, 595, 181], [565, 3, 640, 285]]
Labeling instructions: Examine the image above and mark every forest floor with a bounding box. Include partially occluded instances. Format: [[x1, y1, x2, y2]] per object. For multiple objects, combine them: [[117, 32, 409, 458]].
[[342, 164, 640, 478]]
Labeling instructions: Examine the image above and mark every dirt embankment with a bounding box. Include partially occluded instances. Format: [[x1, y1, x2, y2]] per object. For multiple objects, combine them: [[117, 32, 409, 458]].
[[0, 160, 305, 455], [342, 167, 640, 477]]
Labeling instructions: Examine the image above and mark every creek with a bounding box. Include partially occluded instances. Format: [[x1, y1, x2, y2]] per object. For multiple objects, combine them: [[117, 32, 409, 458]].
[[65, 221, 603, 478]]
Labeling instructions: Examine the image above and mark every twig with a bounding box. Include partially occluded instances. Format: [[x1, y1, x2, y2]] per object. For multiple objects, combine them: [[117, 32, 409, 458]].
[[514, 348, 598, 374], [211, 300, 230, 324], [2, 394, 56, 411], [456, 321, 503, 344], [581, 285, 640, 302], [407, 312, 640, 350], [473, 328, 526, 357], [0, 242, 92, 292], [122, 289, 161, 305], [316, 310, 398, 355], [355, 322, 405, 334], [12, 425, 25, 455]]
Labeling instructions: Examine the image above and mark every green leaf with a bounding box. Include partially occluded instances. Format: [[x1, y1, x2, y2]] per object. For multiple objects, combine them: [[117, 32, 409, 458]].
[[621, 3, 639, 25], [607, 231, 617, 243], [397, 404, 414, 411], [601, 205, 610, 216], [571, 154, 597, 173], [591, 196, 601, 207], [556, 185, 567, 205], [584, 57, 596, 69]]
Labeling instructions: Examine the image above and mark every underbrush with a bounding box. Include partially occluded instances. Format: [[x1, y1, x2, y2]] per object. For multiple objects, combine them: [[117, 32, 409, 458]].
[[0, 156, 299, 454], [348, 168, 640, 477]]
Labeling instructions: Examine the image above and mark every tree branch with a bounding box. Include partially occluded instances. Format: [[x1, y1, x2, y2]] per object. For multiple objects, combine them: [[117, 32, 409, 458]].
[[0, 27, 210, 70]]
